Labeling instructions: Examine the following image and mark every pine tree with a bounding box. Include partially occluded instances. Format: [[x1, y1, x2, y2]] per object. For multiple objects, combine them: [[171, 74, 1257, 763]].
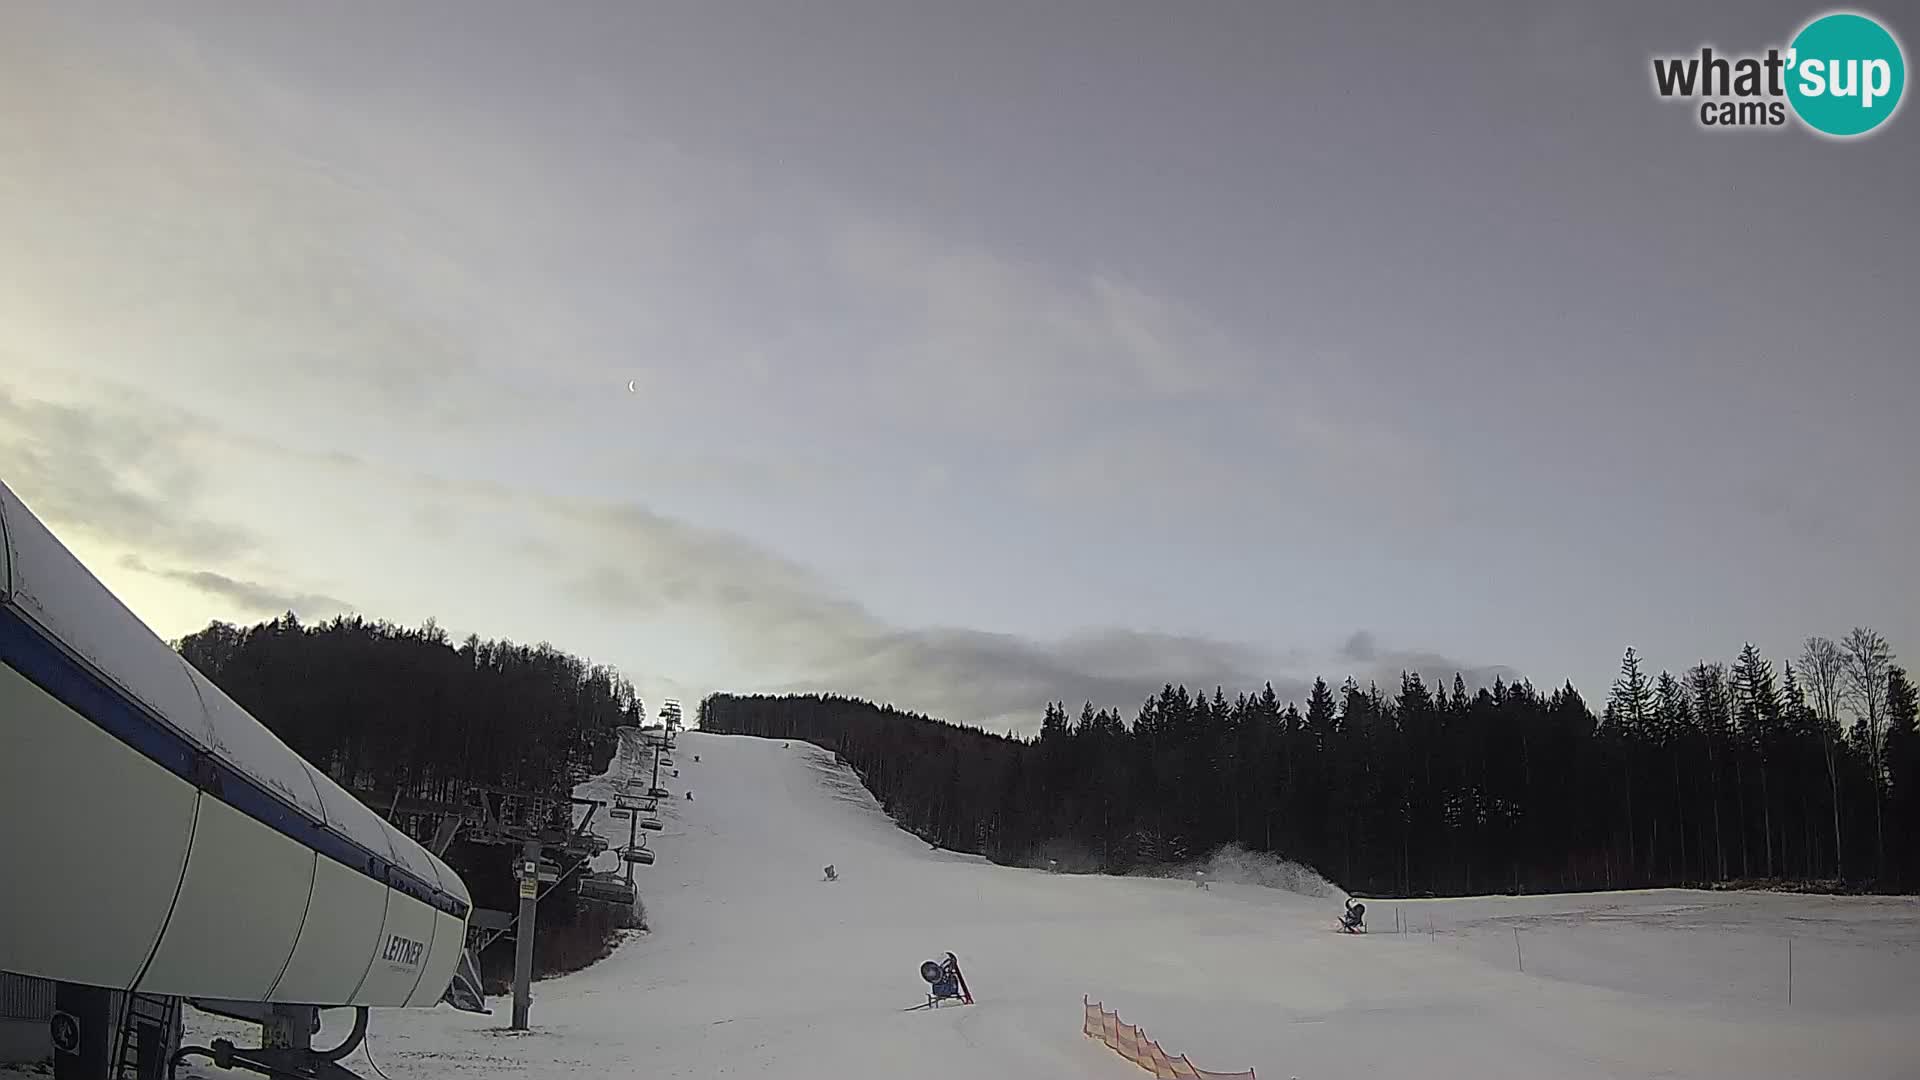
[[1733, 644, 1781, 877], [1655, 670, 1692, 880], [1779, 661, 1819, 877], [1609, 649, 1655, 732], [1884, 666, 1918, 887], [1689, 663, 1731, 880], [1306, 678, 1336, 747], [1608, 649, 1654, 876]]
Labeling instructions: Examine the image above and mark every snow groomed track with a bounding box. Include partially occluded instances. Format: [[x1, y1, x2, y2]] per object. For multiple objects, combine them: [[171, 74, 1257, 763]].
[[174, 728, 1920, 1080]]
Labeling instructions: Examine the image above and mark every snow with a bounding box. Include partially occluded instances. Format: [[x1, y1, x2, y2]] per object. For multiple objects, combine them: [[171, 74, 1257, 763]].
[[171, 730, 1918, 1080]]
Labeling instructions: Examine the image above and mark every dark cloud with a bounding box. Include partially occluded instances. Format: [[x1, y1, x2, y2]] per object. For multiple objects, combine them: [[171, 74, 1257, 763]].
[[120, 555, 354, 620], [513, 483, 1515, 729], [1330, 630, 1520, 699], [780, 625, 1281, 730], [1340, 630, 1378, 663]]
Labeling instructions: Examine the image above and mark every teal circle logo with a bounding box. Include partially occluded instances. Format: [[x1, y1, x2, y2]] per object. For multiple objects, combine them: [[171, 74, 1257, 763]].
[[1786, 12, 1906, 137]]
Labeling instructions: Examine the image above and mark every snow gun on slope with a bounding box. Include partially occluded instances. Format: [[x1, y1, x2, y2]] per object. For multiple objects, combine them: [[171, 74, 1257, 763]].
[[1338, 896, 1368, 934], [904, 952, 972, 1011]]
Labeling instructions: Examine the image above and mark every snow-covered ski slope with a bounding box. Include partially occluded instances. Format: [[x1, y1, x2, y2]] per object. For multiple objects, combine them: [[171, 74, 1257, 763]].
[[188, 731, 1917, 1079]]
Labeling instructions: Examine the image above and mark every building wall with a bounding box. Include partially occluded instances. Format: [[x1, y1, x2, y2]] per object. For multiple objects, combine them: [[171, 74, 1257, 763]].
[[0, 972, 53, 1063]]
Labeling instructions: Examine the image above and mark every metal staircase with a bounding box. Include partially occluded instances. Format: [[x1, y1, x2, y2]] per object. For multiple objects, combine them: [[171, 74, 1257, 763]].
[[112, 993, 179, 1080]]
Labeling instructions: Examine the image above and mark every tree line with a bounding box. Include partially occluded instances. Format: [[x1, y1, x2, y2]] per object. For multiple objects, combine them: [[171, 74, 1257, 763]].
[[698, 630, 1919, 896], [176, 613, 638, 803], [174, 612, 645, 980]]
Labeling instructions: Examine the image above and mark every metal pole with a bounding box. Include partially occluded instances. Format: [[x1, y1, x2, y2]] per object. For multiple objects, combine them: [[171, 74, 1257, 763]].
[[1787, 937, 1793, 1006], [1513, 926, 1523, 972], [626, 804, 638, 888], [512, 839, 540, 1030]]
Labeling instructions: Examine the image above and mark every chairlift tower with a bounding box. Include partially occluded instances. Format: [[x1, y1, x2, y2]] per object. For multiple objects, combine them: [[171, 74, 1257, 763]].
[[439, 783, 610, 1031]]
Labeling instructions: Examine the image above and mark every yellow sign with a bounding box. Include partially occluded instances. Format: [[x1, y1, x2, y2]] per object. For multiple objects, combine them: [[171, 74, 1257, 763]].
[[519, 878, 537, 899]]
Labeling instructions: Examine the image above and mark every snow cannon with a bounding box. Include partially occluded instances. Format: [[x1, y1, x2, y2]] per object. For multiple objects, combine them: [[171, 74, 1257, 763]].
[[1339, 897, 1367, 933], [906, 952, 971, 1010], [919, 960, 961, 1003]]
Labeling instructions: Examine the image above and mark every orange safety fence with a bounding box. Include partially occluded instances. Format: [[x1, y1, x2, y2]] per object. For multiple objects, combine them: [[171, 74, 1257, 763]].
[[1082, 996, 1255, 1080]]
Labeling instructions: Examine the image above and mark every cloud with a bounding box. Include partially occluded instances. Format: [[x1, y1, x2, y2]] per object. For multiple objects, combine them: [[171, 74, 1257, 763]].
[[824, 215, 1255, 436], [0, 18, 620, 436], [0, 385, 255, 561], [785, 625, 1279, 729], [120, 555, 353, 620], [409, 474, 1278, 725], [0, 381, 356, 628], [1331, 629, 1520, 698], [292, 415, 1514, 727], [0, 10, 1293, 495], [494, 474, 1513, 728], [0, 1, 1488, 737], [3, 365, 1512, 737], [1340, 630, 1379, 663]]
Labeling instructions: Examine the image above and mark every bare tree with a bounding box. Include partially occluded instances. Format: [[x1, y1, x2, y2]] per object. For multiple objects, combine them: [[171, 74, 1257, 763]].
[[1841, 627, 1894, 879], [1803, 638, 1845, 729], [1842, 629, 1895, 763], [1801, 636, 1847, 878]]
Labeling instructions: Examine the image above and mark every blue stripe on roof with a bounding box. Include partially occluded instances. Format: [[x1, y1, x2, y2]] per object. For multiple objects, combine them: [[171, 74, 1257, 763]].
[[0, 606, 467, 920]]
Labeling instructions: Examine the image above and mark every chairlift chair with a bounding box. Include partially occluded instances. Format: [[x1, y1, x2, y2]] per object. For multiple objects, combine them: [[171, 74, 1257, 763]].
[[640, 817, 663, 832], [579, 872, 636, 905]]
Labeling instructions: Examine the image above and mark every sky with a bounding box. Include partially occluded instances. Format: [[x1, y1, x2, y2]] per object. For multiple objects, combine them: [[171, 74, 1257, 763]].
[[2, 1, 1914, 733]]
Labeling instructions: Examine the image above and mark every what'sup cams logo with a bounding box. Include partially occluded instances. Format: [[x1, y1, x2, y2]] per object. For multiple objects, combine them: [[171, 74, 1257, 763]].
[[1652, 10, 1905, 137]]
